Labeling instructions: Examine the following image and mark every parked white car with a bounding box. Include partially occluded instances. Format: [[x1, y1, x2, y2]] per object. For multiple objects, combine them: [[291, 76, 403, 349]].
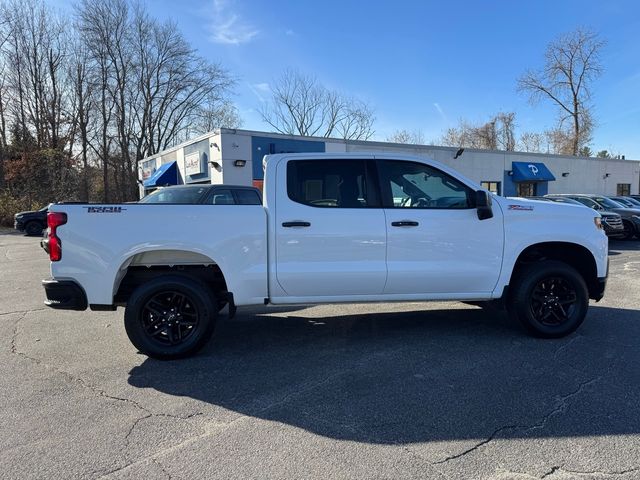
[[42, 153, 608, 359]]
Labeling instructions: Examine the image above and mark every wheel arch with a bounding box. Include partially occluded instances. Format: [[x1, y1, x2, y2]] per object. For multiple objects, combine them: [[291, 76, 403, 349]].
[[510, 241, 600, 300], [112, 249, 229, 306]]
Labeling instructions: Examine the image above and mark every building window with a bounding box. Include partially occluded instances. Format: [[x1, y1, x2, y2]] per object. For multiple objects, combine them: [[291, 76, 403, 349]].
[[617, 183, 631, 196], [481, 181, 501, 195], [517, 182, 536, 197]]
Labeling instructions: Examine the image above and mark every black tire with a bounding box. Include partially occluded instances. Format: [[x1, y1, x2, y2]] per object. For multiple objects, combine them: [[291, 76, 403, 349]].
[[507, 260, 589, 338], [124, 275, 218, 360], [621, 220, 636, 240], [25, 221, 44, 236]]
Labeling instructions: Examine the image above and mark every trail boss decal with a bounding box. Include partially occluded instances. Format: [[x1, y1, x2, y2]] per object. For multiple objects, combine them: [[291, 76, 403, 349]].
[[508, 205, 534, 211], [84, 206, 127, 213]]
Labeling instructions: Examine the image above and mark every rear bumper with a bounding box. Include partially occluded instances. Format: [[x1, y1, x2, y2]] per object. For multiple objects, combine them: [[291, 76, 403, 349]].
[[42, 279, 88, 311]]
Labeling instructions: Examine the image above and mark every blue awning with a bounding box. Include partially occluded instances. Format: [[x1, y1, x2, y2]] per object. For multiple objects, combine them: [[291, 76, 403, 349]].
[[511, 162, 556, 182], [143, 161, 179, 188]]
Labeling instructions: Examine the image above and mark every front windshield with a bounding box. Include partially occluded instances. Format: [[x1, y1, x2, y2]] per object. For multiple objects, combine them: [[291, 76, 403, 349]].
[[140, 187, 208, 204], [613, 197, 633, 207], [548, 197, 583, 206], [595, 197, 625, 209]]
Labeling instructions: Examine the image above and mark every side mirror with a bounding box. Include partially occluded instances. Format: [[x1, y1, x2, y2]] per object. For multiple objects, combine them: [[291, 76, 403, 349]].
[[476, 190, 493, 220]]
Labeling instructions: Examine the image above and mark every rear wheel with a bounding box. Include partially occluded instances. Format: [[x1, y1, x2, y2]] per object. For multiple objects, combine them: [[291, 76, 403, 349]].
[[508, 261, 589, 338], [124, 275, 218, 360], [25, 221, 44, 236]]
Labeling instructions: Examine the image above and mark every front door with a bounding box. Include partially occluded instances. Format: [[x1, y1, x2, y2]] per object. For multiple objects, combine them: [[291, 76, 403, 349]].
[[517, 182, 536, 197], [274, 157, 387, 298], [378, 159, 504, 296]]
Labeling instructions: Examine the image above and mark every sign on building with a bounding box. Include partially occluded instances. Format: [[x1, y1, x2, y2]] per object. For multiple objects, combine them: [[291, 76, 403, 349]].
[[185, 152, 203, 176]]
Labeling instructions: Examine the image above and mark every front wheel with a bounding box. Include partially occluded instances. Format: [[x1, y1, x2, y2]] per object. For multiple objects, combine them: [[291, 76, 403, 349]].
[[507, 261, 589, 338], [621, 220, 636, 240], [124, 275, 218, 360]]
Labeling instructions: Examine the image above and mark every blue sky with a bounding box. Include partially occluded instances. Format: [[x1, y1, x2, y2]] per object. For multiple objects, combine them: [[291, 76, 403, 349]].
[[60, 0, 640, 157]]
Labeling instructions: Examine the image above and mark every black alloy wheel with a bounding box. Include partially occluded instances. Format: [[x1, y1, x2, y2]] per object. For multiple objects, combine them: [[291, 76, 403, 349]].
[[508, 260, 589, 338], [124, 275, 218, 359], [529, 277, 577, 326], [141, 291, 200, 346]]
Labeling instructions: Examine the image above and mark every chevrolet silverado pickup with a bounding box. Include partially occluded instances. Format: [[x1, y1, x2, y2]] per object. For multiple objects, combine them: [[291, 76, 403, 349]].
[[42, 153, 608, 359]]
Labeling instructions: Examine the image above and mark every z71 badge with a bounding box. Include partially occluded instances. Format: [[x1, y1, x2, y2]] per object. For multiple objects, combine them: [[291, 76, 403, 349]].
[[508, 205, 534, 211], [84, 206, 127, 213]]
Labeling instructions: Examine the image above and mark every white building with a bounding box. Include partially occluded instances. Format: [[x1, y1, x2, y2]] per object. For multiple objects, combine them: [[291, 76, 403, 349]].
[[138, 128, 640, 198]]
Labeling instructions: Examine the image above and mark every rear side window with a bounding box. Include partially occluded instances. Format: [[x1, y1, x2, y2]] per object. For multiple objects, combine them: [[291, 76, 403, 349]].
[[287, 160, 374, 208], [234, 189, 262, 205], [209, 189, 235, 205]]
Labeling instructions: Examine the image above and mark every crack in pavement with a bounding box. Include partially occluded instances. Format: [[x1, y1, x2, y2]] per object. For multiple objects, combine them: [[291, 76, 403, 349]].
[[152, 458, 172, 480], [541, 465, 640, 478], [432, 377, 602, 465], [9, 311, 204, 422], [553, 334, 582, 360], [93, 363, 384, 479], [1, 308, 46, 317]]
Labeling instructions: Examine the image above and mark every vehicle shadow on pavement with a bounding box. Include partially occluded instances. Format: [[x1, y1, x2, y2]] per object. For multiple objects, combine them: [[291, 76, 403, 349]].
[[609, 239, 640, 253], [128, 305, 640, 445]]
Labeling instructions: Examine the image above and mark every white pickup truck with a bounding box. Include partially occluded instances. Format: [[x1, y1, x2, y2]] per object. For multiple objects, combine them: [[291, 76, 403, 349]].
[[42, 153, 608, 359]]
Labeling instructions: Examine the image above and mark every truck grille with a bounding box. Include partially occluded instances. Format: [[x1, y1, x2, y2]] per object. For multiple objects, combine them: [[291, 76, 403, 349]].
[[603, 216, 623, 230]]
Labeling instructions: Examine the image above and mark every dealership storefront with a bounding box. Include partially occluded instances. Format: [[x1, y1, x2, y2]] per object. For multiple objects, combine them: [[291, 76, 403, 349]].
[[138, 128, 640, 198]]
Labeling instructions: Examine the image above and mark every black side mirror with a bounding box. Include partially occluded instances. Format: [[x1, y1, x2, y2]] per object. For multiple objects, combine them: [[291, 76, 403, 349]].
[[476, 190, 493, 220]]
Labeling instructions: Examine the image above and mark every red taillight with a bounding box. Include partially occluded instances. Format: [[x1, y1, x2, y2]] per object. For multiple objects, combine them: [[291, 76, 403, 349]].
[[47, 212, 67, 262]]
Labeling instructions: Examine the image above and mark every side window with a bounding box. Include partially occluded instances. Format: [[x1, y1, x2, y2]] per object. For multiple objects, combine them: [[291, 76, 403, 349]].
[[234, 189, 262, 205], [378, 160, 473, 209], [209, 189, 235, 205], [573, 197, 597, 209], [287, 160, 373, 208]]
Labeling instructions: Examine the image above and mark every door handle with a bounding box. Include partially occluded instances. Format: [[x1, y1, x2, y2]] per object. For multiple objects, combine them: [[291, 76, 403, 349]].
[[282, 221, 311, 227], [391, 221, 419, 227]]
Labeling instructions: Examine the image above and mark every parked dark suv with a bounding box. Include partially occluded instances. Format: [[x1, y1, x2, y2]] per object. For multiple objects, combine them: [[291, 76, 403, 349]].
[[14, 206, 48, 236], [542, 195, 625, 238], [552, 194, 640, 240]]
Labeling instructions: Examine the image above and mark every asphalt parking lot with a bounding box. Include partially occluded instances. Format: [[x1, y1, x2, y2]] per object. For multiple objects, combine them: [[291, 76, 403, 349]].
[[1, 232, 640, 480]]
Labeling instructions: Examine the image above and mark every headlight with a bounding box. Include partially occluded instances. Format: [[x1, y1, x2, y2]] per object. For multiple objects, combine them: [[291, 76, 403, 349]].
[[594, 217, 603, 230]]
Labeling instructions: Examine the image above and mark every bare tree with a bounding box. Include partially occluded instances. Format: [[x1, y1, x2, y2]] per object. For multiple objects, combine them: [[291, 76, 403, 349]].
[[260, 69, 375, 140], [494, 112, 516, 151], [518, 27, 604, 156], [440, 112, 516, 151], [518, 131, 545, 153], [387, 129, 425, 145], [76, 0, 239, 201]]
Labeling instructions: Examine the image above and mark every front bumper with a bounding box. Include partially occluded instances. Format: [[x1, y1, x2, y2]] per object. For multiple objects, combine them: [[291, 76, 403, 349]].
[[592, 276, 607, 301], [13, 219, 25, 232], [42, 279, 88, 310], [591, 258, 609, 302]]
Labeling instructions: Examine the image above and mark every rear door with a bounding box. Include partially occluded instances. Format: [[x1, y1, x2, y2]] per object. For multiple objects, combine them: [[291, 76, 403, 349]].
[[378, 158, 504, 295], [274, 156, 387, 297]]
